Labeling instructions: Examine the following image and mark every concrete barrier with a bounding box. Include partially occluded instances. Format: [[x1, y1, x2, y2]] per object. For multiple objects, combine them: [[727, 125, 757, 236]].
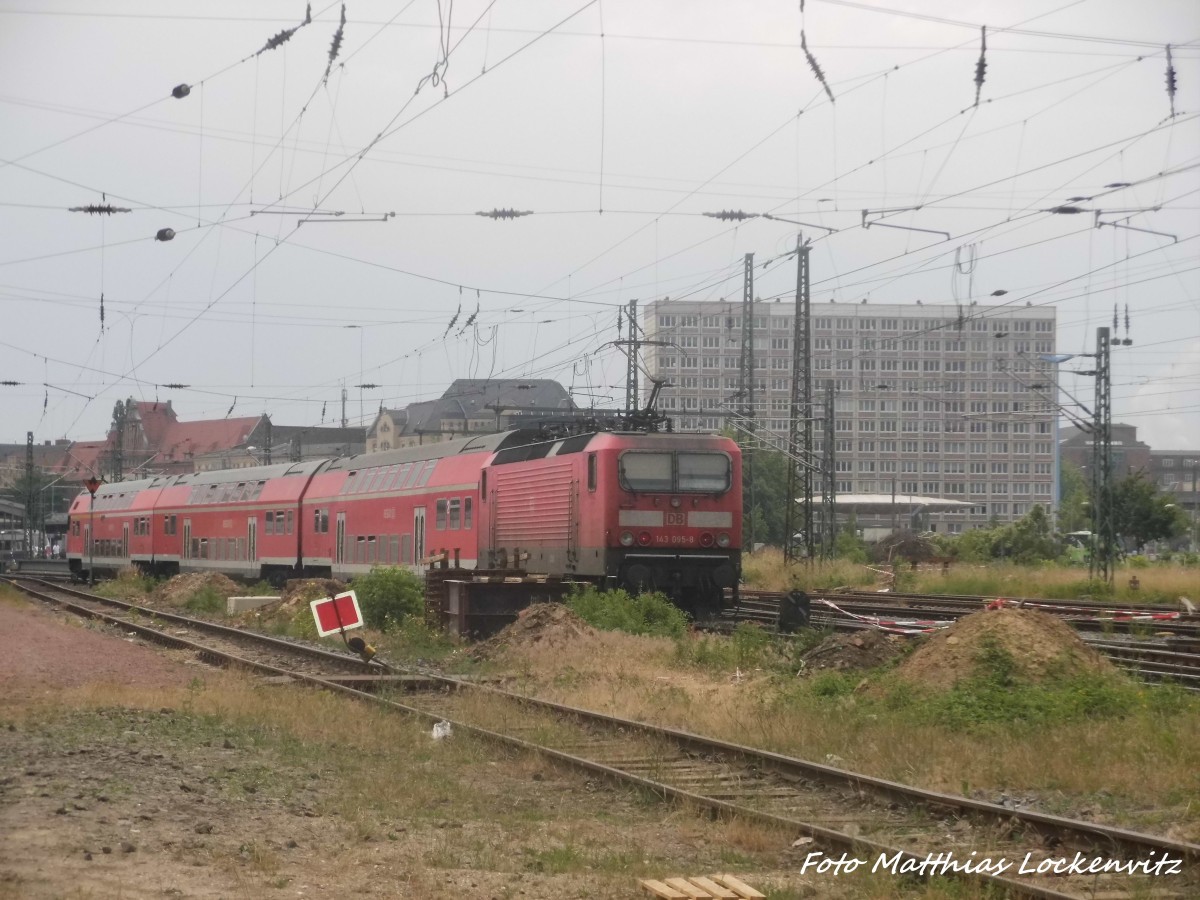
[[227, 595, 280, 615]]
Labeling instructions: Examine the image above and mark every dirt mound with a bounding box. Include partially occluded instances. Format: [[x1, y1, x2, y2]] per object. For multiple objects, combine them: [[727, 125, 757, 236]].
[[895, 608, 1116, 690], [469, 603, 597, 661], [151, 572, 242, 607], [282, 578, 347, 605], [234, 578, 348, 628], [799, 630, 908, 674]]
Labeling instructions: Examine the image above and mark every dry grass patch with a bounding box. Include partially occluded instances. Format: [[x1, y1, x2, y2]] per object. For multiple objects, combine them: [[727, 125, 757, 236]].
[[484, 612, 1200, 841], [742, 547, 1198, 605]]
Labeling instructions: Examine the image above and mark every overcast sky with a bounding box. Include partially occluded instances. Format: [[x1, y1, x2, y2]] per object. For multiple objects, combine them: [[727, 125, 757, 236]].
[[2, 0, 1198, 451]]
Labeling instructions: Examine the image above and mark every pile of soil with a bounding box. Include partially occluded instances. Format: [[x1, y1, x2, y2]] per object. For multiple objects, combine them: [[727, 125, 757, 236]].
[[799, 630, 908, 674], [281, 578, 347, 605], [150, 572, 241, 607], [469, 603, 596, 661], [235, 578, 347, 628], [894, 608, 1116, 690]]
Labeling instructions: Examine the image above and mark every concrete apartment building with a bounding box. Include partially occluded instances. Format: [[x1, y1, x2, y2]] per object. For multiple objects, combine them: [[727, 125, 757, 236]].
[[642, 300, 1058, 533]]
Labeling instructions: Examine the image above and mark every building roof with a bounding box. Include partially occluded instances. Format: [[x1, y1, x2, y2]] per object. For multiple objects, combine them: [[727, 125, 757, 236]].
[[157, 416, 263, 465], [396, 380, 573, 435]]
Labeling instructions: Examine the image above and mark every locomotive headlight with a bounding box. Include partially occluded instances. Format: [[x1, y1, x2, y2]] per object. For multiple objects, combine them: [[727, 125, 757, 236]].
[[670, 497, 681, 508], [637, 531, 653, 546], [716, 532, 731, 548], [620, 531, 635, 547], [699, 532, 714, 547]]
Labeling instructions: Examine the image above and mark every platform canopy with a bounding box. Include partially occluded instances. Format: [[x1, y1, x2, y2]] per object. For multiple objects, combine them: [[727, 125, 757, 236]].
[[813, 493, 975, 514]]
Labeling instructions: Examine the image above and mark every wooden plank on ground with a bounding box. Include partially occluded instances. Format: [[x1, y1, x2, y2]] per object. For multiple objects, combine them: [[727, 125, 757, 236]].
[[710, 874, 766, 899], [663, 877, 713, 898], [639, 879, 688, 899], [687, 877, 738, 899]]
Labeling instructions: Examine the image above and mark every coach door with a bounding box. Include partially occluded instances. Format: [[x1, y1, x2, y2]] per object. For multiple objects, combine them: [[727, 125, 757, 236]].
[[183, 519, 191, 559], [413, 507, 425, 563], [247, 517, 257, 561], [335, 513, 346, 565]]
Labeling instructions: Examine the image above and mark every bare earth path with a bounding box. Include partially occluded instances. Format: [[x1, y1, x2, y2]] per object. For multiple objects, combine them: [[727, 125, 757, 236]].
[[0, 597, 838, 900]]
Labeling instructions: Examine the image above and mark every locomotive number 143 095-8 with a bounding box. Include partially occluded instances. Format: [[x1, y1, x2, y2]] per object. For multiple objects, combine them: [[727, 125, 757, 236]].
[[655, 534, 696, 545]]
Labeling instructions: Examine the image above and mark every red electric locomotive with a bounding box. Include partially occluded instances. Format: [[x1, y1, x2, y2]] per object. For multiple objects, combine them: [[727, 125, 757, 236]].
[[66, 426, 742, 613]]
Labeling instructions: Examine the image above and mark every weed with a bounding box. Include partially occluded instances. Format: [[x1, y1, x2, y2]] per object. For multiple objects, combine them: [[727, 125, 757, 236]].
[[184, 585, 226, 615], [522, 844, 587, 874], [96, 566, 156, 599], [567, 586, 689, 637]]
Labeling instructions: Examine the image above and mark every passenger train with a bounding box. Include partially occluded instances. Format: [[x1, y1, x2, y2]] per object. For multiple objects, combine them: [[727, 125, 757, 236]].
[[66, 426, 743, 613]]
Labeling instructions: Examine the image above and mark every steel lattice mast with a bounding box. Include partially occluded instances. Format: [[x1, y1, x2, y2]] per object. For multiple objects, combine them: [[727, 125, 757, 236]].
[[1091, 326, 1116, 586], [784, 239, 815, 562], [738, 254, 757, 549], [821, 379, 837, 557]]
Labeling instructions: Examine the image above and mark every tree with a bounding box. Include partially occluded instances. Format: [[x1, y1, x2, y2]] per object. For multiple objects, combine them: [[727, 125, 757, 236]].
[[940, 506, 1062, 564], [740, 446, 791, 548], [993, 505, 1063, 563], [1057, 460, 1090, 532], [1112, 472, 1188, 552]]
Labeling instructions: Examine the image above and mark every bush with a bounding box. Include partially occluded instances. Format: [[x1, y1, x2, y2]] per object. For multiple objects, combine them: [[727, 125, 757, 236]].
[[353, 566, 424, 631], [566, 586, 689, 638]]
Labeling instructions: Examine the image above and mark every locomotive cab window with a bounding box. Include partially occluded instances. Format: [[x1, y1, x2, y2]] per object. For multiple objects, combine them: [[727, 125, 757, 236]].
[[619, 451, 731, 493], [678, 453, 731, 492], [619, 452, 673, 492]]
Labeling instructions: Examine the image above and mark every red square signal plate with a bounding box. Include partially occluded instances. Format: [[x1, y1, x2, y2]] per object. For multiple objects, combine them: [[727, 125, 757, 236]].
[[310, 590, 364, 637]]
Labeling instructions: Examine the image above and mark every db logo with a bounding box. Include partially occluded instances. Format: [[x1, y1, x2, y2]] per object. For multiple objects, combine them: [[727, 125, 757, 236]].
[[666, 512, 685, 525]]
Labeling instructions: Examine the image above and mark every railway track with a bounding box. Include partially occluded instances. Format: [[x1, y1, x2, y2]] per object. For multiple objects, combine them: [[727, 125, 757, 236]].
[[5, 575, 1197, 899], [723, 590, 1200, 689]]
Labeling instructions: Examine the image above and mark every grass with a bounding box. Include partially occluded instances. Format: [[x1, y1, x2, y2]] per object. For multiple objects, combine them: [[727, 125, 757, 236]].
[[184, 584, 227, 614], [743, 546, 1198, 604], [94, 565, 158, 599], [498, 620, 1200, 840]]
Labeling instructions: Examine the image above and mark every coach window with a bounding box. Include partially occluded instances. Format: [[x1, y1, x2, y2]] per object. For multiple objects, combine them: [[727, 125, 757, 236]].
[[588, 453, 597, 491], [464, 497, 473, 529], [436, 498, 448, 530], [416, 460, 436, 487], [265, 511, 275, 535], [677, 453, 731, 492], [448, 498, 461, 530], [320, 509, 329, 533], [286, 510, 294, 534]]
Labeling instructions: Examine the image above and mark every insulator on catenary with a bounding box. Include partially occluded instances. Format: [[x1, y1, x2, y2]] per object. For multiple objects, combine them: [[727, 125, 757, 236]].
[[476, 209, 532, 219], [1165, 45, 1177, 117], [70, 204, 131, 215], [171, 83, 191, 99], [974, 26, 988, 107], [323, 4, 347, 85], [801, 31, 835, 104], [155, 228, 176, 242]]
